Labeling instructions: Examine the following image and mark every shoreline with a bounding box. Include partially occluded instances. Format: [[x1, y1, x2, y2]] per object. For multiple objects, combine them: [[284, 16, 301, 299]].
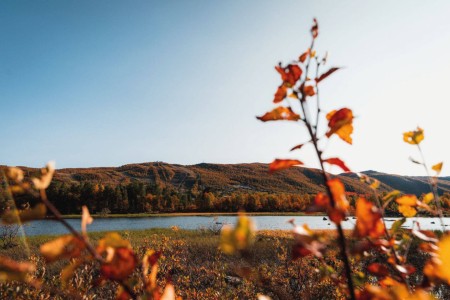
[[56, 212, 444, 219], [57, 211, 326, 219]]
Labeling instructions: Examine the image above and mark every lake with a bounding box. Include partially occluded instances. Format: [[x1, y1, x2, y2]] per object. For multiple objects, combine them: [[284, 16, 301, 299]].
[[19, 215, 450, 236]]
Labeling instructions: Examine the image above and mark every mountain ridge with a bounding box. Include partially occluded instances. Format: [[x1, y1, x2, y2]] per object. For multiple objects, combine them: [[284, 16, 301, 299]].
[[3, 162, 450, 197]]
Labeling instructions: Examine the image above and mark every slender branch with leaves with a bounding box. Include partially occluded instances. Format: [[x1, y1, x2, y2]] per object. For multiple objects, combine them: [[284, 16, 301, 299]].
[[252, 19, 450, 299], [1, 163, 177, 300]]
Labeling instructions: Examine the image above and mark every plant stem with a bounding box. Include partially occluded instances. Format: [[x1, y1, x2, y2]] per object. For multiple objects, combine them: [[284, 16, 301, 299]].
[[417, 145, 446, 232], [38, 189, 138, 299], [38, 189, 103, 262], [299, 43, 356, 299]]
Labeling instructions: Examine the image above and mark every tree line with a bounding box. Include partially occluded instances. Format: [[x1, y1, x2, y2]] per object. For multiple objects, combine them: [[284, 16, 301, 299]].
[[2, 179, 450, 215], [0, 180, 318, 214]]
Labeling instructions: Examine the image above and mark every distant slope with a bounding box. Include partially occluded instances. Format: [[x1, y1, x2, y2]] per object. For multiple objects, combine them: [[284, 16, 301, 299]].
[[4, 162, 450, 196]]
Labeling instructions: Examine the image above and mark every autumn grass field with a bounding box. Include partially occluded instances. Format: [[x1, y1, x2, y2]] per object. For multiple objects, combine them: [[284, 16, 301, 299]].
[[0, 228, 444, 300], [0, 228, 346, 299]]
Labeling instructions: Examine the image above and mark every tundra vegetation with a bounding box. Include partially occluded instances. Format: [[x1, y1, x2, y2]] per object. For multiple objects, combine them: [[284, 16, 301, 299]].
[[0, 19, 449, 299]]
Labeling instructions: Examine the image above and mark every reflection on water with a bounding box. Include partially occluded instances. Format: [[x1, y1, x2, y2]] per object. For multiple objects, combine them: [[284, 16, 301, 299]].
[[21, 216, 450, 236]]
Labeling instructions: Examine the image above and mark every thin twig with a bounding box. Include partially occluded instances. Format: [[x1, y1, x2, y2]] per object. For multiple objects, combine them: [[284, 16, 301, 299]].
[[38, 189, 104, 262], [36, 188, 138, 299]]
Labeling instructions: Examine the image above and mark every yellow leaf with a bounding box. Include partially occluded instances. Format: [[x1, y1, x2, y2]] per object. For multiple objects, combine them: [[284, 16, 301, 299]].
[[396, 195, 418, 206], [422, 193, 434, 205], [432, 162, 443, 175], [219, 213, 255, 254], [398, 205, 417, 217], [403, 127, 424, 145]]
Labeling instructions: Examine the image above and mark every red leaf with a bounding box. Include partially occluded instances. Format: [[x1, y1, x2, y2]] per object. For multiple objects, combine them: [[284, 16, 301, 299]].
[[303, 86, 315, 97], [290, 144, 304, 151], [273, 85, 287, 103], [323, 158, 351, 172], [311, 18, 319, 38], [257, 106, 300, 122], [269, 159, 303, 173], [316, 67, 340, 83], [275, 64, 302, 87], [101, 248, 137, 281], [368, 263, 389, 277]]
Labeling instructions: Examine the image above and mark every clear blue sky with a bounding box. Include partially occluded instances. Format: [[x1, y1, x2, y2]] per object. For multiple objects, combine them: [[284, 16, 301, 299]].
[[1, 1, 450, 176]]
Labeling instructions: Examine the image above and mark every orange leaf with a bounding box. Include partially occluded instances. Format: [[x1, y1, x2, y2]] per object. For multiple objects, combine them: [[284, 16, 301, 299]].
[[354, 198, 385, 239], [314, 192, 329, 208], [311, 18, 318, 38], [257, 106, 300, 122], [275, 64, 302, 87], [269, 159, 303, 173], [323, 157, 351, 172], [299, 50, 309, 63], [273, 85, 287, 103], [316, 67, 340, 83], [303, 85, 315, 97], [326, 108, 354, 144], [326, 178, 349, 224]]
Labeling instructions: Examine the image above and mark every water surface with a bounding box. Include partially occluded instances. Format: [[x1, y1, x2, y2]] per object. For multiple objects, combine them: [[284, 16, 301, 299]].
[[20, 216, 450, 236]]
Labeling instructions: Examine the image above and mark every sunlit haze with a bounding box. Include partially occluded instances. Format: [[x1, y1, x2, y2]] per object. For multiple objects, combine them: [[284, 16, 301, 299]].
[[2, 1, 450, 176]]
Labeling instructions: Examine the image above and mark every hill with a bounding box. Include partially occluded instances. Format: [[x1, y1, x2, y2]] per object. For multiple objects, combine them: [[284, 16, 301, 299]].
[[6, 162, 450, 197]]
